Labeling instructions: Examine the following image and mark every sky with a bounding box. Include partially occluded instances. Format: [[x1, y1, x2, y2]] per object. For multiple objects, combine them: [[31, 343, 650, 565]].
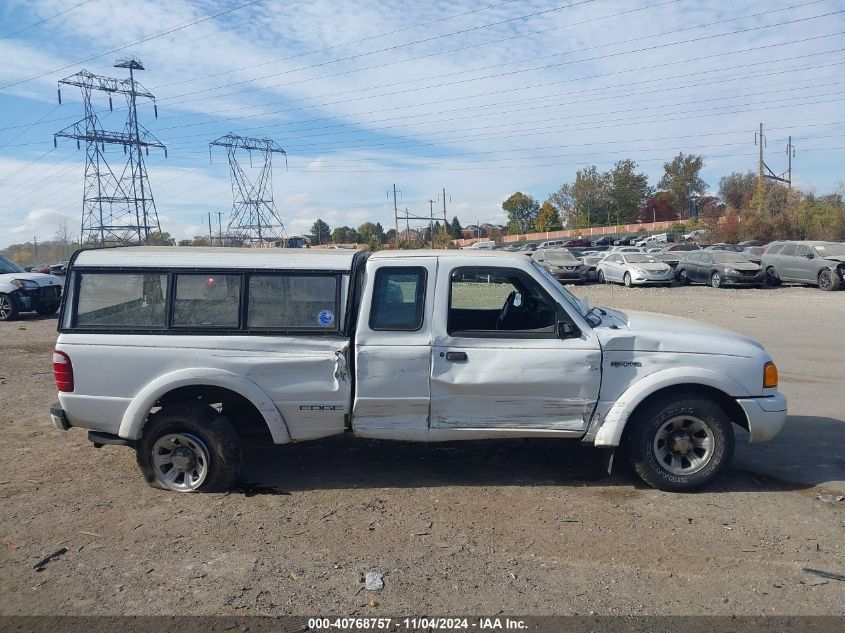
[[0, 0, 844, 248]]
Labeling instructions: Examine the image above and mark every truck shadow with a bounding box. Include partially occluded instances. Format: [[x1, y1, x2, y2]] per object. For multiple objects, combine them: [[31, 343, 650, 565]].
[[239, 415, 844, 494]]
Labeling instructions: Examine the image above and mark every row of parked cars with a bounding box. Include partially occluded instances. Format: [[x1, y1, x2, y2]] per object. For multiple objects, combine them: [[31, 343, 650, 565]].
[[530, 240, 845, 291]]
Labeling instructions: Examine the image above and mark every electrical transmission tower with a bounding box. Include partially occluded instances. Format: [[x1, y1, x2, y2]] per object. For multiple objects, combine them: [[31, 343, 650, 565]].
[[209, 134, 288, 247], [54, 57, 166, 245]]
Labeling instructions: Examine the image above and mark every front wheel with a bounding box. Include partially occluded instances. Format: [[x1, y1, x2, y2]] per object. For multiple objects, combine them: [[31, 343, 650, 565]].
[[677, 269, 689, 286], [597, 269, 606, 284], [627, 392, 735, 492], [765, 267, 781, 287], [0, 294, 18, 321], [818, 269, 840, 292], [710, 271, 722, 289], [623, 272, 632, 287], [136, 402, 241, 492]]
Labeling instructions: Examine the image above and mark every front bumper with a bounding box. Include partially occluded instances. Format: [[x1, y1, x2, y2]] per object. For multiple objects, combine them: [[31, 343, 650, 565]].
[[49, 402, 71, 431], [735, 392, 787, 443], [11, 285, 61, 312], [629, 271, 674, 285], [724, 272, 765, 285], [550, 266, 592, 283]]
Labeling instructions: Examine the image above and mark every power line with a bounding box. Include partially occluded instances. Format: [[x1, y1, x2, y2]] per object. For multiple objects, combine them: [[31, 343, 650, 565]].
[[154, 0, 829, 107], [0, 0, 266, 89], [0, 0, 94, 40]]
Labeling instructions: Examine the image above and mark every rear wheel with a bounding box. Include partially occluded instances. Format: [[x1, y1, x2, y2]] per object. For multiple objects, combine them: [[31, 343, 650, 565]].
[[627, 392, 735, 492], [0, 294, 18, 321], [818, 269, 840, 291], [137, 402, 241, 492]]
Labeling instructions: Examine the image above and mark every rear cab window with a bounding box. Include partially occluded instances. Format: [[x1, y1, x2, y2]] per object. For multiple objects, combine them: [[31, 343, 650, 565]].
[[369, 267, 426, 331]]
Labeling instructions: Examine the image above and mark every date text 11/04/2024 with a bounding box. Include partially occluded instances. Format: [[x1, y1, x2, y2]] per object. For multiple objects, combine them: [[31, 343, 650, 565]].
[[308, 617, 527, 630]]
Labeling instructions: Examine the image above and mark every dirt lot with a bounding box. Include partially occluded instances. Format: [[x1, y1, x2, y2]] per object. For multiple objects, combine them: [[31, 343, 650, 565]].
[[0, 285, 843, 616]]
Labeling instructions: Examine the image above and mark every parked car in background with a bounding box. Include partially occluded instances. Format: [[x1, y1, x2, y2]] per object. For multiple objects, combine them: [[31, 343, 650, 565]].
[[614, 233, 640, 246], [463, 240, 497, 250], [663, 243, 701, 252], [0, 255, 63, 321], [502, 244, 522, 252], [49, 261, 69, 276], [676, 251, 764, 288], [591, 236, 614, 247], [596, 252, 673, 287], [683, 229, 710, 241], [536, 240, 565, 250], [562, 238, 591, 248], [519, 243, 538, 254], [652, 251, 682, 270], [739, 240, 763, 247], [761, 241, 845, 291], [532, 248, 593, 283], [29, 263, 51, 274], [608, 246, 644, 254]]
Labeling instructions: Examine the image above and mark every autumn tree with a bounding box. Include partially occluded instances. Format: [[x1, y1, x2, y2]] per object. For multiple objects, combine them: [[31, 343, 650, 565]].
[[534, 201, 562, 231], [571, 166, 610, 227], [502, 192, 539, 233], [657, 152, 707, 216], [606, 159, 651, 224], [357, 222, 386, 245], [719, 171, 757, 210], [546, 183, 575, 227]]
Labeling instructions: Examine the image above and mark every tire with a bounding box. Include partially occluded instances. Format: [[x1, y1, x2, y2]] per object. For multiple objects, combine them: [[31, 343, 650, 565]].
[[818, 269, 840, 292], [765, 267, 781, 287], [0, 294, 18, 321], [136, 402, 241, 492], [597, 269, 606, 284], [626, 392, 735, 492], [623, 272, 632, 288], [35, 303, 60, 316], [710, 271, 722, 289], [677, 269, 689, 286]]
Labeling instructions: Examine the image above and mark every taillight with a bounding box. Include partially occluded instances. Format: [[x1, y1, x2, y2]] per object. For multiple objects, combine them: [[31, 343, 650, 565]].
[[53, 350, 74, 392]]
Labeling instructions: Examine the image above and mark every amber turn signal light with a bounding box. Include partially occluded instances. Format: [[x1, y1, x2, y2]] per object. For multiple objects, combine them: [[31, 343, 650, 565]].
[[763, 362, 778, 389]]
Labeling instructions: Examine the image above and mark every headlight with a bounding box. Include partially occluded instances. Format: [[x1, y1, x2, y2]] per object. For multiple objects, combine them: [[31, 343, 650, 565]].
[[11, 279, 39, 289], [725, 268, 739, 275], [630, 267, 644, 275]]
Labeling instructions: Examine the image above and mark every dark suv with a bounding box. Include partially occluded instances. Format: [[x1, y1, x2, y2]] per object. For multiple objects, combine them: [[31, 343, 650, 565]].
[[761, 241, 845, 291]]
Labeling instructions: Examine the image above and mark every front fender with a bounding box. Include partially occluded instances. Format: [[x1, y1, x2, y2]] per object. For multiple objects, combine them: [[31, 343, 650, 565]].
[[591, 367, 751, 447], [117, 368, 291, 444]]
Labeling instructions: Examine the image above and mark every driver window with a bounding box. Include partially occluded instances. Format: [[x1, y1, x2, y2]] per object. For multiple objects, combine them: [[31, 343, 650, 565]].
[[448, 267, 557, 337], [795, 245, 809, 257]]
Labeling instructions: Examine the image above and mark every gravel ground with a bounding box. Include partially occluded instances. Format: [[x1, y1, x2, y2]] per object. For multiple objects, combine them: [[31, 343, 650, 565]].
[[0, 284, 843, 616]]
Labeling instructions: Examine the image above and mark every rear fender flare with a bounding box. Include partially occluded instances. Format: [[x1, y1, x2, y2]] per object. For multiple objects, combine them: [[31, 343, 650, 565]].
[[118, 368, 291, 443]]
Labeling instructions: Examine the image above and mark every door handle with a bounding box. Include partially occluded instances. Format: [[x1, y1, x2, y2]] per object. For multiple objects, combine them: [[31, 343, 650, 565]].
[[445, 351, 468, 362]]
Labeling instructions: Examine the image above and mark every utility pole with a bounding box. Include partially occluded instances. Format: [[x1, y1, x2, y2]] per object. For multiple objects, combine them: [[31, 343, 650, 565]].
[[207, 213, 213, 245], [216, 211, 224, 246], [33, 237, 38, 263], [428, 199, 436, 248], [54, 57, 166, 245], [389, 184, 402, 248], [755, 122, 792, 189]]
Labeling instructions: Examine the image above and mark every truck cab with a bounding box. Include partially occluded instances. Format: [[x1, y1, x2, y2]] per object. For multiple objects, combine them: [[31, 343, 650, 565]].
[[50, 247, 786, 493]]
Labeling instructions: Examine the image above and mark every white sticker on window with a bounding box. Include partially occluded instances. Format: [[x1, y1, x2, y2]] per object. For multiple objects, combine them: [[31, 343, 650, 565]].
[[317, 309, 335, 327]]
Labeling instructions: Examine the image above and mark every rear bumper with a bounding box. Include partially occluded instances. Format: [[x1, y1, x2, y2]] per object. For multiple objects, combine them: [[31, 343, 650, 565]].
[[49, 402, 71, 431], [735, 392, 787, 443]]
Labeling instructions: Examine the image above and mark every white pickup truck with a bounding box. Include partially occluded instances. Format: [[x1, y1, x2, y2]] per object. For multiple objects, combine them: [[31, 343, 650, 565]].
[[50, 247, 786, 493]]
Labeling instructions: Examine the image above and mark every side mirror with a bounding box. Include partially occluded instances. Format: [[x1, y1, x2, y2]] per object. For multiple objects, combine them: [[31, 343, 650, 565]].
[[806, 252, 815, 259], [557, 320, 580, 339]]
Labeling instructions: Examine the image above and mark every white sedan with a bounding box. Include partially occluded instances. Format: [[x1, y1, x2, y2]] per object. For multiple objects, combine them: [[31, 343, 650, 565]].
[[596, 252, 674, 287]]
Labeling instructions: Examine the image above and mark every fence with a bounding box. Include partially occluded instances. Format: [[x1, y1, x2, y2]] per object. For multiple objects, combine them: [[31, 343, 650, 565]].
[[452, 220, 676, 247]]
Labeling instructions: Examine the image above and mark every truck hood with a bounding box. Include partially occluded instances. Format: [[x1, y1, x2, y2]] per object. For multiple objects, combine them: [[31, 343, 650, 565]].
[[2, 272, 63, 287], [593, 308, 765, 357]]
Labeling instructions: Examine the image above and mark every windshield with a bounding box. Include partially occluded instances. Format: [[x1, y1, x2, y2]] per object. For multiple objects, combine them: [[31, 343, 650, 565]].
[[624, 254, 658, 263], [711, 252, 749, 263], [0, 255, 24, 274], [531, 260, 585, 317], [544, 250, 577, 263], [814, 243, 845, 257]]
